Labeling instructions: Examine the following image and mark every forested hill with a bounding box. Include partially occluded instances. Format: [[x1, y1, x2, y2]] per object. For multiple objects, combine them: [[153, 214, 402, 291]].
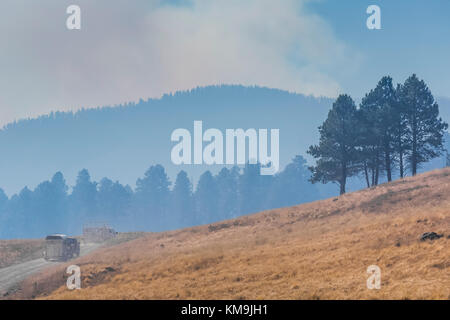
[[0, 85, 448, 239], [0, 85, 448, 197], [0, 85, 334, 196]]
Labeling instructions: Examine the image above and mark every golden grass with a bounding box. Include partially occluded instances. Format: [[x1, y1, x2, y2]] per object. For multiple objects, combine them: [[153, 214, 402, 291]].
[[17, 168, 450, 300]]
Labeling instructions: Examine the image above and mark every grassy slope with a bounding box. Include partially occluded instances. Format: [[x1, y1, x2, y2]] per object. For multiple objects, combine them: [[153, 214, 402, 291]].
[[19, 168, 450, 300]]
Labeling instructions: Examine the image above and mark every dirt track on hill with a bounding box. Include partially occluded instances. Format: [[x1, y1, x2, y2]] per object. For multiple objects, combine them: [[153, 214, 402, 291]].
[[0, 243, 100, 297]]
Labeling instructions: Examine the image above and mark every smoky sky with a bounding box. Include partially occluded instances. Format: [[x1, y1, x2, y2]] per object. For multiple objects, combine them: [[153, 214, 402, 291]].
[[0, 0, 362, 126]]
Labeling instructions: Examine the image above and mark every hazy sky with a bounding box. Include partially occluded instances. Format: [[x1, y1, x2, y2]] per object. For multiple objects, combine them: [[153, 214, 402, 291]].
[[1, 0, 449, 127]]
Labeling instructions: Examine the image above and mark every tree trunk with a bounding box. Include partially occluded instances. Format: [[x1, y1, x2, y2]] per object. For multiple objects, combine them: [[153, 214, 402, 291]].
[[375, 154, 380, 185], [412, 141, 417, 176], [340, 164, 347, 195], [364, 162, 370, 188], [371, 164, 375, 187], [385, 150, 392, 182], [375, 165, 379, 185], [412, 112, 417, 176], [399, 145, 404, 178], [340, 180, 346, 195]]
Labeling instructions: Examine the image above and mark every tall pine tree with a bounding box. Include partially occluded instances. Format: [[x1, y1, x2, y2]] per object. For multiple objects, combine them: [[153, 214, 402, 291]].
[[171, 170, 194, 228], [308, 94, 360, 195], [399, 74, 448, 175], [194, 171, 218, 224], [135, 164, 171, 230]]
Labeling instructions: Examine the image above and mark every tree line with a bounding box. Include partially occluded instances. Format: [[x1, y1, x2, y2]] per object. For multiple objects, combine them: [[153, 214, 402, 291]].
[[308, 74, 448, 194], [0, 156, 317, 239]]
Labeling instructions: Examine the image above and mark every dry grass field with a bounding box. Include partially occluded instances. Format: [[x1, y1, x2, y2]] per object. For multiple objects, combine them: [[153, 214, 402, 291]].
[[0, 239, 45, 269], [16, 168, 450, 300]]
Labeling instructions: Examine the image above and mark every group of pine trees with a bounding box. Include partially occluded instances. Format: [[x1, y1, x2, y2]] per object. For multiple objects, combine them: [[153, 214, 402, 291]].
[[0, 156, 317, 239], [308, 74, 448, 194]]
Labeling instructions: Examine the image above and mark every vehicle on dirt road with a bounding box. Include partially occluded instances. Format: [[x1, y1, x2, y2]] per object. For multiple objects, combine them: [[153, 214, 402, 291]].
[[43, 234, 80, 262], [83, 222, 117, 243]]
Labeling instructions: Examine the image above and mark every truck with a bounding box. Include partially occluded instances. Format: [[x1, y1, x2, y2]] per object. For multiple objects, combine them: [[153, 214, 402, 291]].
[[83, 222, 117, 243], [43, 234, 80, 262]]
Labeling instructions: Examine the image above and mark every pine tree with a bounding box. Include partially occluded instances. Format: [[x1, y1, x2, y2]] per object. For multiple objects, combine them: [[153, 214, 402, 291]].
[[238, 162, 272, 214], [97, 178, 132, 225], [194, 171, 218, 224], [0, 188, 8, 213], [11, 187, 33, 238], [269, 155, 317, 208], [135, 165, 171, 230], [358, 95, 383, 187], [215, 167, 239, 220], [358, 76, 397, 184], [50, 172, 69, 232], [399, 74, 448, 175], [69, 169, 98, 233], [308, 94, 360, 195], [171, 170, 194, 228], [391, 83, 409, 178], [375, 77, 397, 182]]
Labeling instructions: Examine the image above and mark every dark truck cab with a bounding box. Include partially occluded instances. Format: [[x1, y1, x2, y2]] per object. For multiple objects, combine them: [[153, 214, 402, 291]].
[[43, 234, 80, 262]]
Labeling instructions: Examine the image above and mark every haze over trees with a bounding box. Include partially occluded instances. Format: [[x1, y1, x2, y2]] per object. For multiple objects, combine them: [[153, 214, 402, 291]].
[[309, 75, 448, 194], [0, 85, 335, 197], [0, 82, 448, 238], [0, 156, 318, 239]]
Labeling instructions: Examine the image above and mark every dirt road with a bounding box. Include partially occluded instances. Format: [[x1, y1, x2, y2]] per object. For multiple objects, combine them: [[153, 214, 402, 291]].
[[0, 242, 101, 296]]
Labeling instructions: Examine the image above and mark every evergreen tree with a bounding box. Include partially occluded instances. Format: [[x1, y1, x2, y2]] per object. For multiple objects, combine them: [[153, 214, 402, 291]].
[[97, 177, 114, 219], [237, 162, 274, 214], [269, 155, 316, 208], [171, 170, 194, 228], [97, 178, 132, 225], [308, 94, 360, 195], [194, 171, 218, 224], [69, 169, 98, 233], [399, 74, 448, 175], [0, 188, 7, 213], [358, 97, 384, 187], [50, 172, 69, 232], [135, 164, 171, 230], [9, 187, 33, 238], [238, 162, 260, 214], [215, 167, 239, 220], [391, 83, 409, 178], [33, 181, 55, 235], [358, 76, 397, 185], [33, 172, 69, 235], [374, 76, 397, 181]]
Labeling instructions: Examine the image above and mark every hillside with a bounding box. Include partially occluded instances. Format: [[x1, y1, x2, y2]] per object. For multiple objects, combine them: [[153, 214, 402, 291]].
[[15, 168, 450, 300]]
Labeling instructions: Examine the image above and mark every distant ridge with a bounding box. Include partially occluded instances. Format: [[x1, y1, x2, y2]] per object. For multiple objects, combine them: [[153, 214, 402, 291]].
[[0, 85, 334, 195], [0, 85, 448, 197]]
